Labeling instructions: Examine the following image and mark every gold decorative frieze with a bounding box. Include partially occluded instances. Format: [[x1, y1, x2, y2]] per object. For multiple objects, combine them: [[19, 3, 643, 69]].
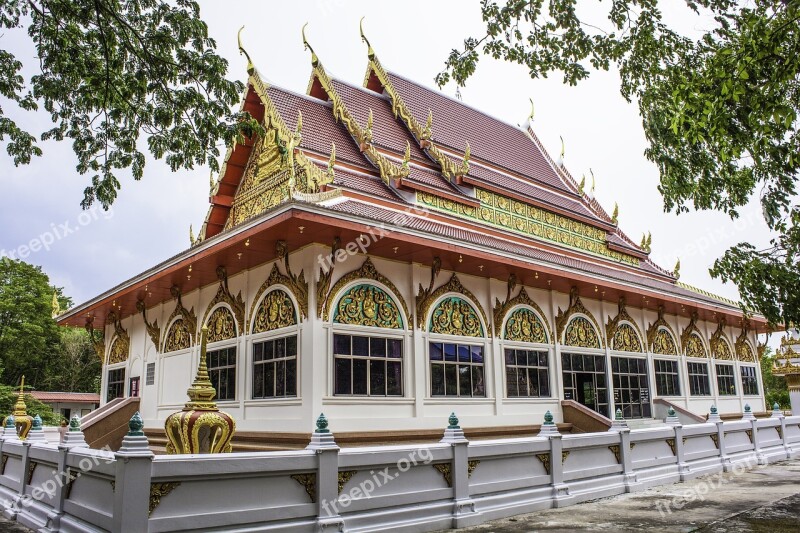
[[323, 257, 410, 328], [430, 296, 484, 337], [252, 289, 297, 334], [555, 288, 603, 348], [736, 329, 756, 363], [681, 313, 708, 358], [493, 276, 552, 342], [137, 300, 161, 353], [417, 189, 639, 266], [417, 271, 489, 337], [201, 266, 245, 341], [249, 241, 308, 325], [149, 482, 181, 516], [606, 298, 644, 353], [163, 286, 197, 353], [291, 473, 317, 502], [647, 306, 679, 356], [710, 319, 734, 361], [206, 307, 237, 343], [564, 317, 601, 349], [107, 311, 130, 365], [334, 284, 403, 329]]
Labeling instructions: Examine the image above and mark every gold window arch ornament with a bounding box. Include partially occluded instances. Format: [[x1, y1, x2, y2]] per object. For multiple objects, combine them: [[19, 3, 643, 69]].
[[735, 328, 757, 363], [493, 275, 553, 344], [200, 266, 245, 343], [205, 305, 238, 343], [251, 288, 298, 334], [681, 313, 708, 358], [106, 311, 130, 365], [555, 287, 604, 349], [162, 286, 197, 353], [416, 268, 489, 337], [647, 305, 679, 355], [710, 319, 735, 361], [606, 298, 644, 353]]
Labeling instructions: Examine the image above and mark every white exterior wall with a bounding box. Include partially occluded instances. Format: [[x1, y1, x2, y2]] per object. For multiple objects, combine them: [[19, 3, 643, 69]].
[[99, 247, 766, 433]]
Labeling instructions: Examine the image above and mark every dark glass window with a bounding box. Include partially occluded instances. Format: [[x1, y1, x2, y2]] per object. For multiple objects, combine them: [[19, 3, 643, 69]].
[[106, 368, 125, 402], [334, 334, 402, 396], [430, 342, 485, 397], [208, 347, 237, 401], [611, 356, 652, 418], [654, 359, 681, 396], [687, 362, 711, 396], [505, 349, 550, 397], [145, 362, 155, 386], [741, 366, 759, 396], [561, 353, 609, 417], [716, 364, 737, 396], [252, 336, 298, 399]]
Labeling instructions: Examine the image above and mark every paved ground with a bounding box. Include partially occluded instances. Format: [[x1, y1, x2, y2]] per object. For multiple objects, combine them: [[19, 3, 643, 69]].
[[446, 459, 800, 532]]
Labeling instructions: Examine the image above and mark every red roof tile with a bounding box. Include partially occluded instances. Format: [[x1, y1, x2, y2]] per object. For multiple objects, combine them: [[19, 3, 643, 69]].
[[30, 391, 101, 404]]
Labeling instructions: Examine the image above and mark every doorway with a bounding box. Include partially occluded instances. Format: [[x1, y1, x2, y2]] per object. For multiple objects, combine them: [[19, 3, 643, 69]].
[[611, 356, 652, 418], [562, 353, 609, 417], [129, 377, 140, 398]]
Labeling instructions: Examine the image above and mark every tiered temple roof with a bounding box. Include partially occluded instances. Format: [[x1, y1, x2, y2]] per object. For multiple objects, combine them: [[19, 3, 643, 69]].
[[57, 25, 768, 333]]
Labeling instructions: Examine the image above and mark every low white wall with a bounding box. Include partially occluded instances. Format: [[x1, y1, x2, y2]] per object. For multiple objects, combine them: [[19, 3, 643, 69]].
[[0, 415, 798, 532]]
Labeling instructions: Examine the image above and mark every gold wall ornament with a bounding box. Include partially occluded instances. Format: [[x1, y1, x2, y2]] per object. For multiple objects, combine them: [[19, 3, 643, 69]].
[[710, 319, 735, 361], [291, 473, 317, 502], [430, 296, 484, 337], [735, 329, 756, 363], [276, 239, 308, 318], [84, 316, 106, 361], [681, 313, 708, 357], [304, 28, 408, 185], [493, 281, 552, 342], [666, 438, 676, 456], [252, 289, 297, 334], [12, 376, 32, 439], [415, 257, 442, 325], [334, 284, 403, 329], [137, 300, 161, 353], [201, 266, 245, 341], [647, 305, 679, 355], [432, 460, 480, 488], [206, 307, 237, 343], [555, 287, 604, 348], [163, 286, 197, 353], [316, 237, 342, 318], [149, 482, 181, 516], [106, 310, 130, 365], [324, 257, 410, 328], [164, 326, 236, 454], [337, 471, 357, 495], [608, 444, 622, 464], [536, 453, 552, 475], [504, 307, 548, 344], [417, 272, 489, 337], [606, 298, 644, 353], [417, 189, 640, 266]]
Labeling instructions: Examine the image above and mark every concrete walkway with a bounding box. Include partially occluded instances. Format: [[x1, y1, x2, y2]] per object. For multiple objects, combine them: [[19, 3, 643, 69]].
[[446, 459, 800, 532]]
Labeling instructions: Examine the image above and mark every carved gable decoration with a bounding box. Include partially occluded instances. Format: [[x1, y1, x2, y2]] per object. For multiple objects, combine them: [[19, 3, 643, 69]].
[[681, 313, 708, 358], [107, 311, 130, 365], [137, 300, 161, 352], [736, 329, 756, 363], [606, 298, 644, 353], [647, 306, 679, 355], [252, 289, 297, 334], [201, 266, 245, 341], [163, 287, 197, 353], [430, 297, 484, 337], [493, 278, 552, 343], [324, 257, 410, 329], [504, 308, 548, 344], [334, 284, 403, 329], [556, 287, 604, 348], [249, 243, 308, 329], [710, 320, 734, 361]]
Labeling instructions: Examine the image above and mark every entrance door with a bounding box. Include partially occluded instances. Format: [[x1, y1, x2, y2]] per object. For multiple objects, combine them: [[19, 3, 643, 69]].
[[562, 353, 609, 417], [611, 356, 652, 418], [129, 377, 140, 398]]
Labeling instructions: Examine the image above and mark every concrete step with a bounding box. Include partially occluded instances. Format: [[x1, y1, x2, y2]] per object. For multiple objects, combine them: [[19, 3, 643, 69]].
[[625, 418, 667, 430]]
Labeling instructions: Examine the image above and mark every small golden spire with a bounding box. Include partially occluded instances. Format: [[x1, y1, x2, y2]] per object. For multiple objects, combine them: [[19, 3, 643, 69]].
[[673, 258, 681, 279], [237, 26, 255, 75], [611, 202, 619, 224], [185, 326, 217, 409], [13, 376, 27, 417], [302, 23, 319, 67], [402, 141, 411, 170], [359, 17, 374, 59], [295, 109, 303, 135], [209, 171, 215, 193]]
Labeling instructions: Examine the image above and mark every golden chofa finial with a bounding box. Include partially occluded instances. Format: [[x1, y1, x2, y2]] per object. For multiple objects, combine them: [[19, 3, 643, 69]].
[[302, 23, 319, 67], [579, 174, 586, 192], [421, 109, 433, 141], [359, 17, 374, 59], [237, 26, 254, 75], [528, 97, 535, 123], [611, 202, 619, 224], [588, 168, 596, 199], [673, 258, 681, 279], [557, 135, 565, 166], [460, 141, 471, 175], [189, 224, 196, 247], [402, 140, 411, 170], [327, 142, 336, 179]]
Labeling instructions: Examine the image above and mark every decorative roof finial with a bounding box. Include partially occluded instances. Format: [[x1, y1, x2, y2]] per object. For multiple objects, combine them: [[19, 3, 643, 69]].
[[327, 142, 336, 180], [237, 26, 255, 75], [455, 86, 462, 100], [402, 141, 411, 170], [421, 109, 433, 141], [359, 17, 374, 59], [51, 291, 61, 318], [645, 231, 652, 252], [528, 97, 535, 123], [209, 171, 216, 194], [189, 224, 195, 246], [557, 136, 565, 166], [587, 168, 595, 200], [579, 174, 586, 192], [302, 23, 319, 67], [673, 258, 681, 279], [364, 108, 374, 144], [460, 141, 471, 175], [611, 202, 619, 224]]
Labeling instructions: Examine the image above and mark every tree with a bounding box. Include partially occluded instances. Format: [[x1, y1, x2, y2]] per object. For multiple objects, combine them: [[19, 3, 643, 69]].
[[760, 348, 790, 409], [0, 257, 61, 385], [45, 327, 101, 393], [0, 0, 260, 209], [438, 1, 800, 327], [0, 386, 60, 425]]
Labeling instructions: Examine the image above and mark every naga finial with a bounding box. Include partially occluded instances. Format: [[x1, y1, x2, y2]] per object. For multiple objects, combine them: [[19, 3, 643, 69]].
[[237, 26, 254, 75], [421, 109, 433, 141], [402, 141, 411, 171], [51, 291, 61, 318], [646, 231, 652, 251], [611, 202, 619, 224], [364, 108, 374, 144], [590, 168, 596, 194], [359, 17, 374, 58], [327, 142, 336, 180], [528, 97, 535, 123], [674, 258, 681, 279], [189, 224, 195, 246], [460, 141, 471, 175], [579, 174, 586, 192], [559, 136, 565, 162], [302, 23, 319, 67]]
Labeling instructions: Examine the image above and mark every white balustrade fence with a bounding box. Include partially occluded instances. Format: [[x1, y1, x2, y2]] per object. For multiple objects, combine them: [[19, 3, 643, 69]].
[[0, 415, 798, 532]]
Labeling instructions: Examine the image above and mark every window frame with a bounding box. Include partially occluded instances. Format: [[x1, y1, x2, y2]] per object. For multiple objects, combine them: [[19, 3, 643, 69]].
[[251, 333, 299, 400], [687, 360, 712, 396], [428, 339, 487, 398], [740, 365, 759, 396], [145, 362, 155, 386], [502, 345, 552, 399], [206, 344, 238, 402], [106, 367, 126, 402], [654, 358, 682, 397], [715, 363, 737, 396], [332, 331, 405, 397]]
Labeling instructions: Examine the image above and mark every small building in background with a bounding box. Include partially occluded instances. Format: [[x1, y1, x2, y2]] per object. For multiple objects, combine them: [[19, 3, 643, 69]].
[[29, 391, 100, 421]]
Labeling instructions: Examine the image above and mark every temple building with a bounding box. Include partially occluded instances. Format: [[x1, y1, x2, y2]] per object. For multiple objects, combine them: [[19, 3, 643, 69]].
[[57, 26, 769, 442]]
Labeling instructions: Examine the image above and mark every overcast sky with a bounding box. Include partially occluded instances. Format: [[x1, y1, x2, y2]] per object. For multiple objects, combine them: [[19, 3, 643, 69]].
[[0, 1, 778, 341]]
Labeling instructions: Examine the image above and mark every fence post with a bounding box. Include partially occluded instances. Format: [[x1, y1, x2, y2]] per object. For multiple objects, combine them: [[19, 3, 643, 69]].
[[440, 413, 479, 527], [750, 418, 766, 465], [112, 413, 153, 533], [673, 424, 691, 481], [539, 412, 573, 508], [41, 414, 89, 533], [307, 414, 344, 533], [716, 420, 732, 472], [618, 429, 639, 492]]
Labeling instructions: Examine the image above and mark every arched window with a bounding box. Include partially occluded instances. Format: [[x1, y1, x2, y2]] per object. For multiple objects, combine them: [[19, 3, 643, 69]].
[[502, 305, 551, 399], [202, 305, 239, 402], [250, 288, 299, 399]]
